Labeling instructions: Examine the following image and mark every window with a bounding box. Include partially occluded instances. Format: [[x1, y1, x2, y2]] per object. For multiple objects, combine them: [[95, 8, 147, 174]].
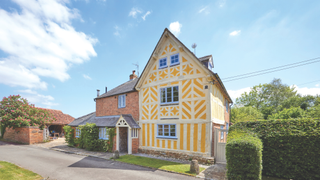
[[99, 128, 109, 140], [225, 99, 229, 113], [75, 127, 81, 138], [159, 58, 167, 68], [170, 54, 179, 65], [157, 124, 176, 138], [160, 86, 179, 104], [118, 94, 126, 108], [220, 125, 224, 140], [132, 128, 138, 138], [226, 123, 229, 135], [208, 62, 213, 70]]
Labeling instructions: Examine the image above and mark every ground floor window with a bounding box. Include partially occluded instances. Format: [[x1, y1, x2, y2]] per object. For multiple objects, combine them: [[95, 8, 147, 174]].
[[99, 128, 109, 140], [220, 125, 224, 140], [157, 124, 176, 138], [132, 128, 138, 138], [75, 127, 81, 138]]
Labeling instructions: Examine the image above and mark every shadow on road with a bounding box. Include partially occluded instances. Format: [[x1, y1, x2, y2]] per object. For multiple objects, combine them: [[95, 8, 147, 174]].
[[68, 156, 156, 172]]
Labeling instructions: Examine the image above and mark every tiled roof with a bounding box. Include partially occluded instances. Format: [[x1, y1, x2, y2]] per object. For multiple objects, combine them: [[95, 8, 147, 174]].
[[69, 112, 140, 129], [95, 78, 138, 99], [39, 108, 74, 125]]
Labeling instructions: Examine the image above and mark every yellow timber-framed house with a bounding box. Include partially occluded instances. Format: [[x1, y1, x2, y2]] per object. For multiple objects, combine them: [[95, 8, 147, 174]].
[[135, 28, 232, 164]]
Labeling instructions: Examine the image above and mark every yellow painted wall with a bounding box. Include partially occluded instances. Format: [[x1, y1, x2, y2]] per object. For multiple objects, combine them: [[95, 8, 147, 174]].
[[139, 40, 212, 156], [211, 85, 225, 121]]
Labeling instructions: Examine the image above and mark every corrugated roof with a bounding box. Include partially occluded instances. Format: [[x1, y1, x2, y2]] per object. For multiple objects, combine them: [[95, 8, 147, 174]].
[[95, 78, 138, 99]]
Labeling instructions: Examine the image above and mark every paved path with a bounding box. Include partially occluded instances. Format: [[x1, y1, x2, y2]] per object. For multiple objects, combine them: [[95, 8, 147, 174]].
[[0, 142, 198, 180]]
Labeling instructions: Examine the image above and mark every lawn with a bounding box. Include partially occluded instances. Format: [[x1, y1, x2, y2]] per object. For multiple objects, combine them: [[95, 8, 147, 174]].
[[0, 161, 42, 180], [115, 155, 205, 176]]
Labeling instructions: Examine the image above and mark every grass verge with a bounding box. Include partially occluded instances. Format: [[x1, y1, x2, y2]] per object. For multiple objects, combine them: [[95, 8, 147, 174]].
[[0, 161, 42, 180], [115, 155, 205, 176]]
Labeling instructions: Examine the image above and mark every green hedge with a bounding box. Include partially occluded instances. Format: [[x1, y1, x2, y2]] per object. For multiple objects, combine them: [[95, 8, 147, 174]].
[[227, 119, 320, 180], [64, 123, 116, 152], [226, 129, 263, 180]]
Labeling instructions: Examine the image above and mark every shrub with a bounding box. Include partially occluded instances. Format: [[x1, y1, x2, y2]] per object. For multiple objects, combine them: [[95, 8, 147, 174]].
[[63, 126, 75, 146], [227, 119, 320, 180], [226, 129, 263, 180]]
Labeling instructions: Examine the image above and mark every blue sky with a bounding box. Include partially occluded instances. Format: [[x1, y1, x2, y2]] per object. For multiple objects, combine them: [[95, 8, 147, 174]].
[[0, 0, 319, 118]]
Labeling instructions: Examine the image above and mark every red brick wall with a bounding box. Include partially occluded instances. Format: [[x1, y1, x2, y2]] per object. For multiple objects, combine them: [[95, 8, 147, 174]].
[[96, 91, 139, 121], [3, 127, 43, 144], [132, 137, 139, 154]]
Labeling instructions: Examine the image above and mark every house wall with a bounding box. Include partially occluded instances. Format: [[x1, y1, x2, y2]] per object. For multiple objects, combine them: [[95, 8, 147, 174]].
[[96, 91, 139, 121], [138, 41, 213, 159], [3, 126, 43, 144], [132, 134, 139, 154]]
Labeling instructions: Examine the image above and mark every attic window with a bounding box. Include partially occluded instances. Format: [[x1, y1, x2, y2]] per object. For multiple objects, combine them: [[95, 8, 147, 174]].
[[208, 62, 213, 71], [159, 57, 167, 69], [170, 54, 179, 66]]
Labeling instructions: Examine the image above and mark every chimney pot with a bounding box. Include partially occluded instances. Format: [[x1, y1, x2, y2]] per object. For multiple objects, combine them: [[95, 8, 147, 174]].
[[105, 87, 107, 93], [97, 89, 100, 97]]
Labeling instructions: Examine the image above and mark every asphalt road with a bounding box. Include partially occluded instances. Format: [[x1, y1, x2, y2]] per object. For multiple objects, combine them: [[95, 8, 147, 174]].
[[0, 143, 197, 180]]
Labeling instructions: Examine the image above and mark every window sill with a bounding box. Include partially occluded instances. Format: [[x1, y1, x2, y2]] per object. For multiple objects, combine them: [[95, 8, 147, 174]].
[[156, 136, 178, 140], [118, 106, 126, 109], [159, 66, 168, 69], [99, 138, 109, 140], [170, 63, 180, 67], [160, 103, 179, 106]]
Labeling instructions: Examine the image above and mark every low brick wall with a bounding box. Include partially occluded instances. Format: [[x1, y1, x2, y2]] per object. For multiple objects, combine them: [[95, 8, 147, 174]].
[[3, 126, 43, 144], [132, 138, 139, 154], [138, 148, 214, 165]]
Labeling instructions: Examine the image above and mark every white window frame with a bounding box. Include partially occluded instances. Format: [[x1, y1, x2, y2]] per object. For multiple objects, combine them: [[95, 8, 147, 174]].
[[208, 62, 213, 70], [160, 86, 179, 104], [118, 94, 126, 108], [220, 125, 224, 140], [157, 124, 177, 138], [170, 53, 179, 66], [159, 57, 167, 69], [99, 127, 109, 140], [131, 128, 138, 138], [75, 127, 81, 138]]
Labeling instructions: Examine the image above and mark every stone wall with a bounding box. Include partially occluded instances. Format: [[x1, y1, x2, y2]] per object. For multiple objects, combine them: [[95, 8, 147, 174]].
[[96, 91, 139, 121], [138, 148, 214, 165], [3, 126, 43, 144]]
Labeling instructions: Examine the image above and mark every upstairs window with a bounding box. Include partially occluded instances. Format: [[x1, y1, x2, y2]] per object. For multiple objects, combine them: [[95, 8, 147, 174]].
[[220, 125, 224, 140], [75, 127, 81, 138], [159, 58, 167, 68], [160, 86, 179, 104], [170, 54, 179, 66], [99, 128, 109, 140], [208, 62, 213, 70], [118, 94, 126, 108], [157, 124, 176, 138], [225, 99, 229, 113]]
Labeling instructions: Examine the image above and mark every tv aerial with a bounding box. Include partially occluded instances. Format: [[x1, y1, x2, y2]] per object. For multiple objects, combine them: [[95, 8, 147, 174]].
[[192, 43, 197, 55]]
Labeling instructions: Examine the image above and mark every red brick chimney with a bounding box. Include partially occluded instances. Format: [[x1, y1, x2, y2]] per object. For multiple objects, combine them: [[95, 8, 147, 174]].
[[130, 70, 138, 80]]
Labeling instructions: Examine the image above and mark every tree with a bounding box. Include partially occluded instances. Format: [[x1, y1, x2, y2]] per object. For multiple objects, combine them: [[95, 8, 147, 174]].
[[268, 107, 306, 119], [307, 105, 320, 119], [0, 95, 55, 138], [279, 95, 316, 111], [231, 106, 264, 123], [236, 78, 297, 119]]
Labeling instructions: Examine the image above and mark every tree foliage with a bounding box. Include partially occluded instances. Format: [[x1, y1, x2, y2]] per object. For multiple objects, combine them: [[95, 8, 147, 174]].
[[231, 106, 264, 123], [0, 95, 55, 138]]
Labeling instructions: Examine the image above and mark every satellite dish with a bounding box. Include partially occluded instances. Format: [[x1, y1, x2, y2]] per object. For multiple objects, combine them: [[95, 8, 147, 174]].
[[192, 43, 197, 55]]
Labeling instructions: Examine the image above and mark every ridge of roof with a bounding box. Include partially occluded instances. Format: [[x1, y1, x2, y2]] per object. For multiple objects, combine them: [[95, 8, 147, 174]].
[[135, 28, 232, 103], [95, 78, 138, 99]]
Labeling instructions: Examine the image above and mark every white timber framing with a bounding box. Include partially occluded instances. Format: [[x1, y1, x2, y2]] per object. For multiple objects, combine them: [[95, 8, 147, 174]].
[[116, 115, 132, 154]]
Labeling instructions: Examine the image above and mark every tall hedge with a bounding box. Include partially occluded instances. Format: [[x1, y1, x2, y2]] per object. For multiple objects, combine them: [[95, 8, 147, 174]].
[[227, 119, 320, 180], [226, 130, 263, 180]]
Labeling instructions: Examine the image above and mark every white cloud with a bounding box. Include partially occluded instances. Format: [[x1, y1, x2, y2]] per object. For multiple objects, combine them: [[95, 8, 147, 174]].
[[114, 25, 121, 37], [142, 11, 151, 21], [227, 87, 251, 102], [199, 6, 210, 14], [292, 85, 320, 96], [169, 21, 182, 37], [128, 8, 141, 18], [229, 30, 241, 36], [0, 0, 97, 90], [219, 0, 226, 8], [18, 89, 58, 108], [83, 74, 92, 80], [316, 84, 319, 87]]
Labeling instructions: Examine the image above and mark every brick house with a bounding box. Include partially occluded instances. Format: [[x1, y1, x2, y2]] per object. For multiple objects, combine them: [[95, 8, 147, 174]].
[[69, 72, 140, 154], [134, 28, 232, 163]]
